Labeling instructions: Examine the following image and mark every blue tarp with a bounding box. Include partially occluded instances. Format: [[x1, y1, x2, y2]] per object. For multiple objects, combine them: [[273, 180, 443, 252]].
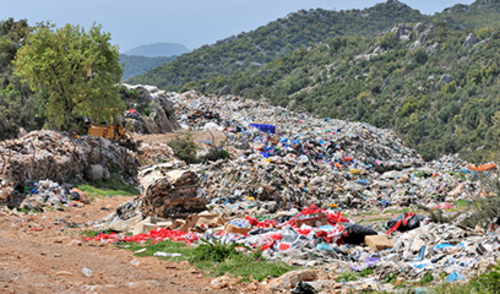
[[251, 124, 276, 134]]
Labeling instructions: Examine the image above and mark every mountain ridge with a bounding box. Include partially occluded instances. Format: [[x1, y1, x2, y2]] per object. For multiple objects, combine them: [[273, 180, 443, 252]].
[[124, 42, 189, 57]]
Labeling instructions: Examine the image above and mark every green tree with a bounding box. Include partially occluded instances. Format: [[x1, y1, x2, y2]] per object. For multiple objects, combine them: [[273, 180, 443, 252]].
[[13, 23, 124, 131]]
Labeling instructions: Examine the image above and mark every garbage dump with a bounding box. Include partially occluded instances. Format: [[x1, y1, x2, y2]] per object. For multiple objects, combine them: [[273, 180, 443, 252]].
[[43, 89, 500, 290], [121, 83, 180, 134], [138, 160, 205, 218], [0, 130, 138, 206]]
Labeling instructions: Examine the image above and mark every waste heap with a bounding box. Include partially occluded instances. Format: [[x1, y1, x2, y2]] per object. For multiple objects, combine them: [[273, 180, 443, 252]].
[[136, 141, 175, 165], [85, 89, 500, 290], [139, 159, 205, 218], [0, 130, 138, 205], [121, 84, 180, 134], [168, 91, 485, 213]]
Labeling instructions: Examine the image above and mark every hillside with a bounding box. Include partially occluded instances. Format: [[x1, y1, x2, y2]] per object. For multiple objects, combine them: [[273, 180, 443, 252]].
[[127, 0, 429, 90], [124, 42, 189, 57], [119, 54, 176, 80], [434, 0, 500, 30], [187, 23, 500, 162]]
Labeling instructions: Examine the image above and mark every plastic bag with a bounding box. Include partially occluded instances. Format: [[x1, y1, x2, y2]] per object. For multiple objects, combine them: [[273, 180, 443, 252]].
[[340, 223, 377, 244]]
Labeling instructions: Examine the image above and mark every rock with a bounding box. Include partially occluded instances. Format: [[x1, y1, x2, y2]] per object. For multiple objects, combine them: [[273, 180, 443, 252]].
[[373, 46, 381, 54], [67, 240, 82, 246], [440, 74, 454, 84], [210, 274, 232, 289], [463, 33, 479, 47], [426, 42, 441, 55], [86, 164, 105, 181], [219, 85, 231, 95], [430, 82, 437, 93], [264, 270, 321, 292], [414, 22, 425, 33], [391, 23, 413, 41]]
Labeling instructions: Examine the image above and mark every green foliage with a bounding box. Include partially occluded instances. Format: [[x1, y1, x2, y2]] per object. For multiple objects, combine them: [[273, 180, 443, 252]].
[[192, 238, 249, 262], [441, 81, 457, 94], [128, 1, 429, 90], [75, 184, 139, 199], [336, 270, 359, 282], [378, 32, 397, 49], [167, 131, 199, 164], [122, 240, 296, 282], [178, 23, 500, 162], [81, 228, 114, 238], [119, 54, 176, 81], [14, 23, 124, 131], [0, 18, 43, 140]]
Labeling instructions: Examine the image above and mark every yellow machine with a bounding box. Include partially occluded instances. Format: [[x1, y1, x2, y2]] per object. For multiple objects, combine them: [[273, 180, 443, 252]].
[[87, 122, 130, 140]]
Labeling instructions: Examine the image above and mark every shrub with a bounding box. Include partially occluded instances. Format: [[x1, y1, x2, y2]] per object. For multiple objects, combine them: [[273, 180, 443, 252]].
[[167, 131, 199, 164]]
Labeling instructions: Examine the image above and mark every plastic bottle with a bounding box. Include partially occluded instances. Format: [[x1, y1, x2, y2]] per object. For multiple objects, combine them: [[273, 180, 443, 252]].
[[81, 267, 92, 277]]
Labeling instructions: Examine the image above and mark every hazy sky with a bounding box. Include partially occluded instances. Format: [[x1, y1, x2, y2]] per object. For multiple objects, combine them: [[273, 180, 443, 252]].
[[3, 0, 475, 53]]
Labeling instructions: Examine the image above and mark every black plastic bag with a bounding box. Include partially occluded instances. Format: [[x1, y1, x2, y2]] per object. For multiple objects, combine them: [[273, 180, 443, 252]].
[[340, 223, 378, 244], [387, 213, 427, 232], [291, 281, 316, 294]]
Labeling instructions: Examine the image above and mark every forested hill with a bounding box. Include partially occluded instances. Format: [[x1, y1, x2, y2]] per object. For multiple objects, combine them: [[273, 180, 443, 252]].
[[119, 54, 176, 81], [435, 0, 500, 31], [126, 0, 429, 90], [190, 24, 500, 162]]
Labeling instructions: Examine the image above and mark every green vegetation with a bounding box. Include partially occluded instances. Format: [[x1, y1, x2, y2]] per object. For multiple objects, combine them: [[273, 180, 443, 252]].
[[14, 23, 124, 131], [119, 54, 176, 81], [81, 228, 115, 238], [0, 18, 43, 140], [184, 25, 500, 162], [372, 261, 500, 293], [75, 184, 139, 199], [128, 0, 429, 90], [167, 131, 200, 164], [121, 240, 296, 282], [435, 0, 500, 32]]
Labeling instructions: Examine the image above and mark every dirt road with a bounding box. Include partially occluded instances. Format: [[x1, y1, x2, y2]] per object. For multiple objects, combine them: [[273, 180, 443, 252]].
[[0, 197, 238, 294]]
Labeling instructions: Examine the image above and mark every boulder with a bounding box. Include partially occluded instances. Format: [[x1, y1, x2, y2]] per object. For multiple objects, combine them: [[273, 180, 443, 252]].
[[463, 33, 479, 47], [440, 74, 454, 84], [414, 22, 426, 33]]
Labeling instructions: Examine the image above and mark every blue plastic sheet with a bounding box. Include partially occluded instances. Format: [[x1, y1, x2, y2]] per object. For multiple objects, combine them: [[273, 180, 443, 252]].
[[445, 272, 465, 283], [250, 124, 276, 134]]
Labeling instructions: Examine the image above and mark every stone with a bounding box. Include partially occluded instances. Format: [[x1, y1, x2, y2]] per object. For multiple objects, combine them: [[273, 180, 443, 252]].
[[463, 33, 479, 47], [440, 74, 453, 84], [264, 270, 321, 292]]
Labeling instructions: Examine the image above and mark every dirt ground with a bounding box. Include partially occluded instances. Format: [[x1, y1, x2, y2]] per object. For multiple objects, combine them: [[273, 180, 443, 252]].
[[0, 196, 240, 294]]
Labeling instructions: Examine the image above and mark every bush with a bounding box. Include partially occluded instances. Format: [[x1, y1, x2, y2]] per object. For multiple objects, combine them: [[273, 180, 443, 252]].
[[167, 131, 199, 164]]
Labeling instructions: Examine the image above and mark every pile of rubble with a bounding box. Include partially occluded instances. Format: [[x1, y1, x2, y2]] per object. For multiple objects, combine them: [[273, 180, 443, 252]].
[[121, 84, 180, 134], [139, 159, 206, 218], [0, 130, 138, 206], [83, 90, 500, 291], [168, 91, 484, 213]]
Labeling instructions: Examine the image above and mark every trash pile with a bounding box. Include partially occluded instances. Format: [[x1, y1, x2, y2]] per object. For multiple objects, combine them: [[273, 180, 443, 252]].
[[139, 160, 205, 218], [169, 91, 486, 213], [136, 142, 175, 165], [121, 84, 180, 134], [80, 90, 500, 290], [0, 130, 138, 206], [19, 180, 89, 210]]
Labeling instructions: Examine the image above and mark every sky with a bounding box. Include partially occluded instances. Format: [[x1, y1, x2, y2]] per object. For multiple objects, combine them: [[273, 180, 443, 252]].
[[3, 0, 475, 53]]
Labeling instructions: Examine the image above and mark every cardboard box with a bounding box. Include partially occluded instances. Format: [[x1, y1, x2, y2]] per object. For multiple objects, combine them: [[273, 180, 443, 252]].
[[365, 235, 393, 251], [223, 223, 252, 235], [295, 213, 328, 227]]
